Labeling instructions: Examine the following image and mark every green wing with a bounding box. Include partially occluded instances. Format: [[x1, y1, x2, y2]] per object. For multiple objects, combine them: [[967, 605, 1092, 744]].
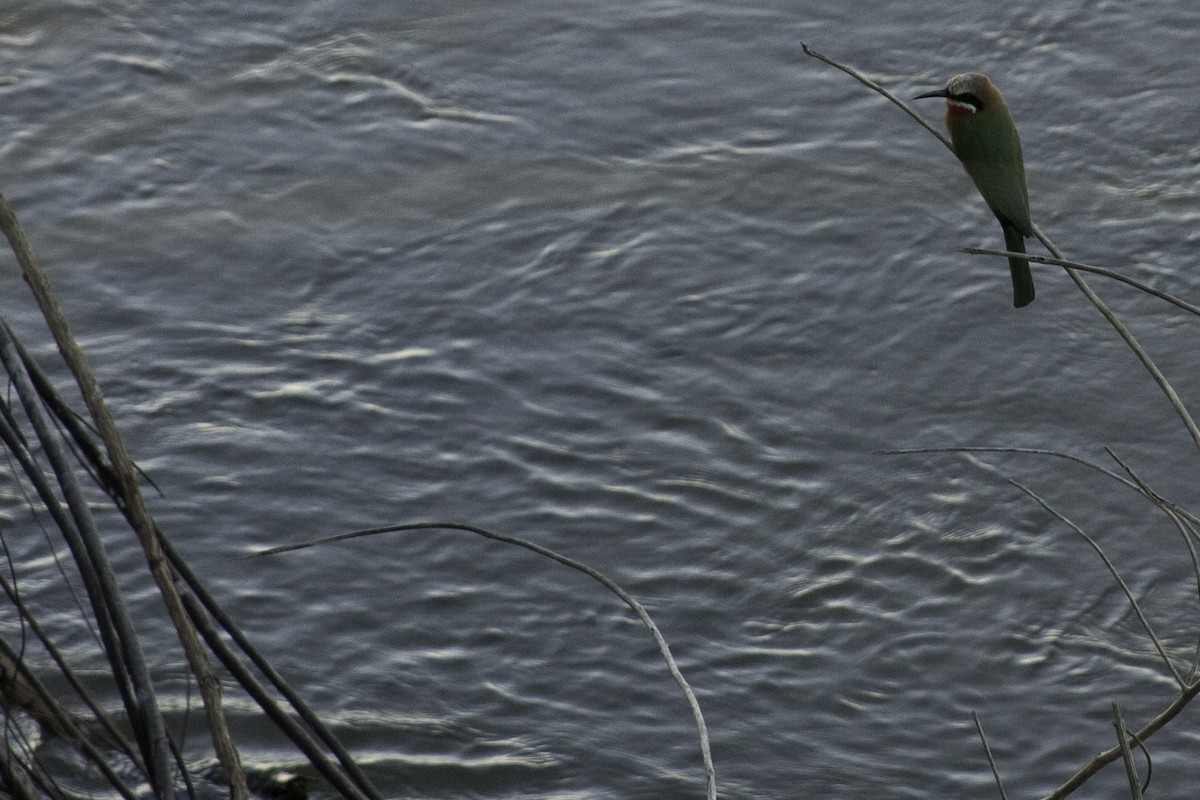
[[951, 108, 1033, 235]]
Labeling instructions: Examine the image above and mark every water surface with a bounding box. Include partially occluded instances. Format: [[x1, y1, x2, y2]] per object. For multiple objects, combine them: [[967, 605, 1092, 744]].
[[2, 2, 1200, 798]]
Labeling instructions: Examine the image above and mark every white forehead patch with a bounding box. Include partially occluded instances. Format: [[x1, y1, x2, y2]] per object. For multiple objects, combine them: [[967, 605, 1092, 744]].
[[946, 73, 987, 96]]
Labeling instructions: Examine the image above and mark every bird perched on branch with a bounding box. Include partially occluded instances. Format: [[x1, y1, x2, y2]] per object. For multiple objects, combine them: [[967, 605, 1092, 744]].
[[915, 72, 1035, 308]]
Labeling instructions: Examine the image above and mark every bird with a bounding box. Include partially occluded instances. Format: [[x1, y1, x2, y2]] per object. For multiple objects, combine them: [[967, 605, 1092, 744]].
[[915, 73, 1035, 308]]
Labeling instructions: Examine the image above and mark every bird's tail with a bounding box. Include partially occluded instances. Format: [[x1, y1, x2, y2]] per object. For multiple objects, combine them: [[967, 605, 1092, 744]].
[[1002, 223, 1035, 308]]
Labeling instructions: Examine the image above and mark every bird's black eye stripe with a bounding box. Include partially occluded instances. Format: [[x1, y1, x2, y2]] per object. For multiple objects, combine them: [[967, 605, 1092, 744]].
[[950, 92, 983, 110]]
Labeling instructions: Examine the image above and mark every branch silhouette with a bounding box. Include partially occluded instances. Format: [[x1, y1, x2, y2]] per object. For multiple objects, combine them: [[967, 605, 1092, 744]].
[[253, 521, 718, 800], [807, 44, 1200, 799], [801, 43, 1200, 452]]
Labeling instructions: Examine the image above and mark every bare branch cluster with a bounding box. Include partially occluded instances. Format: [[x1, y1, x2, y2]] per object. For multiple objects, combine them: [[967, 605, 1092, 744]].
[[0, 197, 383, 800], [805, 43, 1200, 799], [0, 185, 717, 799], [0, 38, 1191, 800]]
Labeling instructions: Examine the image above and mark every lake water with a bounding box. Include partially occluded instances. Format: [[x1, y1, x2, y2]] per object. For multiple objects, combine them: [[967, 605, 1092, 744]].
[[3, 1, 1200, 798]]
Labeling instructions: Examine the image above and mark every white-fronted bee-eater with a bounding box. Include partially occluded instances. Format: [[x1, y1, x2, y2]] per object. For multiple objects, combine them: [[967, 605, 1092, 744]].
[[916, 72, 1035, 308]]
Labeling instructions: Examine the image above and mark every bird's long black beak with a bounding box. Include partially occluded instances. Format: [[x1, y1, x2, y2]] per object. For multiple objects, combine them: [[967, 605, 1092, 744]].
[[913, 88, 949, 100]]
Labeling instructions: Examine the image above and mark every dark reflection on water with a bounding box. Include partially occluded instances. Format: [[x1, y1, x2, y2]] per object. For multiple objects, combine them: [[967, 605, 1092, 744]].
[[2, 1, 1200, 797]]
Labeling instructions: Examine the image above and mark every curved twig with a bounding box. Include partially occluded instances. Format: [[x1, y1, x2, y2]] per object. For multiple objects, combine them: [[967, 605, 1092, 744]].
[[1111, 702, 1143, 800], [252, 522, 718, 800], [961, 247, 1200, 317], [1104, 448, 1200, 680], [1129, 727, 1153, 795], [1031, 224, 1200, 453], [1043, 680, 1199, 800], [889, 444, 1200, 685], [800, 43, 953, 152], [882, 446, 1200, 530], [1009, 480, 1185, 689]]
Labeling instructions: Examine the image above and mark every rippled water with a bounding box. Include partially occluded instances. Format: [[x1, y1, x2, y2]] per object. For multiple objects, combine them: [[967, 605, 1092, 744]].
[[3, 2, 1200, 798]]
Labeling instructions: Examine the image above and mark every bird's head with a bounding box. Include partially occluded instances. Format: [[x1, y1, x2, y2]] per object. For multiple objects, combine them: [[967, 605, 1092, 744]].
[[914, 72, 1001, 116]]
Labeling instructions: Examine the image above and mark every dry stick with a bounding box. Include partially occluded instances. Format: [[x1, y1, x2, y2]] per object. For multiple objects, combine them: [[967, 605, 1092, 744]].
[[2, 329, 197, 800], [800, 44, 1200, 454], [1010, 479, 1185, 688], [971, 711, 1009, 800], [895, 443, 1200, 686], [14, 340, 382, 800], [961, 248, 1200, 317], [9, 330, 163, 500], [156, 531, 384, 800], [176, 590, 374, 800], [1128, 729, 1153, 794], [1044, 681, 1198, 800], [883, 445, 1200, 532], [0, 568, 144, 770], [0, 634, 140, 800], [1104, 448, 1200, 677], [0, 329, 165, 782], [3, 332, 203, 800], [1172, 510, 1200, 681], [1111, 702, 1143, 800], [253, 522, 719, 800], [0, 193, 249, 800], [800, 44, 952, 151], [2, 344, 201, 800], [1031, 223, 1200, 453], [3, 429, 107, 651]]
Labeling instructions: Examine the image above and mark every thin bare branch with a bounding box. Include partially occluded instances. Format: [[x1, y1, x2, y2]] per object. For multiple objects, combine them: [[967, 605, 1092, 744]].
[[0, 325, 169, 787], [881, 446, 1137, 490], [800, 43, 953, 152], [1104, 448, 1200, 681], [157, 531, 383, 800], [1111, 702, 1143, 800], [177, 590, 375, 800], [0, 192, 248, 800], [882, 446, 1200, 530], [1044, 681, 1195, 800], [971, 711, 1009, 800], [1029, 222, 1200, 454], [962, 247, 1200, 316], [1129, 728, 1153, 794], [1010, 480, 1185, 688]]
